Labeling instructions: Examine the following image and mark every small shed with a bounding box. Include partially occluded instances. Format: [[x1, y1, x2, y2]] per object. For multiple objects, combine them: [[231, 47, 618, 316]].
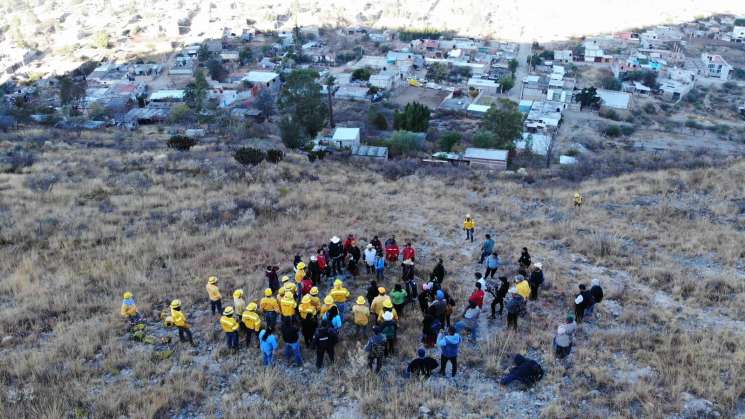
[[351, 145, 388, 159], [463, 147, 509, 170], [369, 74, 394, 90], [596, 89, 631, 109], [467, 78, 500, 95], [331, 127, 361, 149]]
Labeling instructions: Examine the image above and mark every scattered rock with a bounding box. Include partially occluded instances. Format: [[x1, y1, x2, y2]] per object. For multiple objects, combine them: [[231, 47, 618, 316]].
[[419, 406, 431, 416], [1, 335, 14, 346], [680, 394, 720, 418]]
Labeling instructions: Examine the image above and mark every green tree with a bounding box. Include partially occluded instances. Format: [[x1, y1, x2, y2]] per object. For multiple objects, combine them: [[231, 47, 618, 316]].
[[601, 76, 622, 91], [279, 116, 305, 149], [92, 31, 110, 49], [500, 75, 515, 92], [206, 59, 228, 82], [508, 59, 518, 75], [480, 100, 523, 148], [576, 87, 601, 110], [277, 69, 328, 137], [426, 62, 448, 82], [393, 102, 430, 132], [324, 75, 335, 128], [387, 131, 422, 156], [197, 44, 211, 62], [472, 130, 498, 148], [184, 70, 209, 110], [351, 68, 372, 81], [438, 132, 461, 151], [255, 89, 275, 120], [239, 47, 253, 65], [58, 75, 85, 108], [169, 103, 192, 123], [234, 147, 265, 165]]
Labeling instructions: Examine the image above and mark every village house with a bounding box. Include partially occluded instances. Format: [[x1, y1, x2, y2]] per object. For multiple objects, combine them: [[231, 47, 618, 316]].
[[331, 127, 361, 149], [350, 145, 388, 159], [148, 89, 185, 103], [242, 71, 281, 93], [698, 54, 732, 81], [524, 101, 564, 132], [553, 50, 573, 63], [515, 132, 553, 156], [596, 89, 631, 110], [463, 147, 509, 170], [467, 78, 500, 95], [733, 25, 745, 43], [369, 73, 395, 90], [335, 85, 369, 101]]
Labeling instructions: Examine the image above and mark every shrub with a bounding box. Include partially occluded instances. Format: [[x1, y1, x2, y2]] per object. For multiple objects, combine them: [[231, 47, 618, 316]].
[[643, 103, 657, 114], [393, 102, 430, 132], [167, 135, 197, 151], [438, 132, 461, 152], [604, 125, 622, 137], [279, 116, 305, 149], [620, 125, 636, 136], [374, 131, 422, 157], [601, 76, 622, 91], [351, 68, 372, 82], [266, 149, 284, 163], [234, 147, 265, 166], [599, 108, 621, 121], [472, 130, 498, 148], [371, 112, 388, 130]]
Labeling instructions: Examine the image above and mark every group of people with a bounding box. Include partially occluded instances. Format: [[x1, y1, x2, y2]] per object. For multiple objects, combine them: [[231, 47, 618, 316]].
[[120, 209, 604, 385]]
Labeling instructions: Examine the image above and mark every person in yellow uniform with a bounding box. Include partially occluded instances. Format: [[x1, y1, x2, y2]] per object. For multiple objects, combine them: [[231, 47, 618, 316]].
[[309, 287, 321, 311], [298, 294, 318, 345], [295, 262, 306, 284], [279, 291, 298, 323], [260, 288, 280, 329], [352, 296, 370, 337], [329, 279, 351, 321], [241, 302, 261, 348], [574, 192, 583, 208], [463, 214, 476, 242], [377, 299, 399, 323], [170, 299, 194, 345], [370, 287, 390, 322], [120, 291, 140, 323], [515, 275, 532, 300], [232, 289, 246, 319], [206, 276, 222, 315], [220, 307, 240, 350], [320, 295, 336, 317]]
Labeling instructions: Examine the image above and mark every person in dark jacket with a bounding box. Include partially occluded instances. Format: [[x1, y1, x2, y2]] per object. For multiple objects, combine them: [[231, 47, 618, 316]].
[[505, 288, 523, 331], [479, 234, 495, 264], [528, 263, 544, 301], [266, 266, 280, 294], [430, 258, 446, 284], [489, 276, 510, 319], [586, 278, 604, 317], [366, 280, 379, 304], [418, 283, 433, 314], [574, 284, 594, 323], [518, 247, 531, 269], [364, 326, 387, 373], [328, 236, 344, 276], [313, 320, 338, 369], [406, 348, 439, 377], [281, 321, 303, 366], [370, 235, 383, 254], [499, 354, 544, 387], [308, 256, 321, 285]]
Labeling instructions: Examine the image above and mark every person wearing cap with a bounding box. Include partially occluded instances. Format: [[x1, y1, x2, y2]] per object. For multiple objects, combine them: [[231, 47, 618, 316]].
[[463, 214, 476, 242], [586, 278, 604, 318], [574, 284, 594, 323], [300, 272, 314, 296], [515, 275, 531, 300], [363, 243, 377, 275], [505, 288, 523, 331], [281, 320, 303, 366], [402, 259, 418, 304], [379, 309, 398, 355], [258, 327, 278, 366], [170, 299, 194, 345], [320, 295, 336, 317], [365, 325, 387, 373], [528, 263, 544, 301], [390, 284, 408, 318], [265, 266, 280, 294], [402, 242, 416, 262], [242, 303, 261, 348], [298, 294, 318, 345], [220, 307, 240, 350], [279, 291, 298, 323], [292, 254, 302, 272], [313, 319, 338, 369], [308, 255, 321, 285], [574, 192, 583, 208], [328, 236, 344, 276], [309, 287, 321, 311], [295, 262, 307, 284], [370, 287, 390, 321], [407, 348, 439, 378], [455, 300, 481, 343], [378, 298, 399, 323], [206, 276, 222, 316], [330, 279, 351, 320], [430, 258, 446, 284], [553, 325, 572, 359], [489, 276, 510, 319], [479, 234, 495, 264], [352, 296, 370, 337], [437, 326, 462, 377], [260, 288, 280, 330], [484, 251, 501, 279], [469, 278, 485, 309], [232, 289, 246, 319], [374, 254, 386, 281], [120, 291, 140, 322]]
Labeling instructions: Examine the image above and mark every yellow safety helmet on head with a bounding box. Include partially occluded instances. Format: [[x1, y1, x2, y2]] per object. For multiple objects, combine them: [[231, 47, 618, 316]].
[[223, 307, 234, 316], [170, 299, 182, 309], [324, 295, 334, 305], [310, 287, 319, 296], [356, 296, 366, 305], [302, 295, 311, 304], [208, 276, 218, 284], [297, 262, 306, 270], [575, 192, 580, 198], [123, 291, 133, 299], [334, 279, 343, 287], [383, 299, 393, 309], [264, 288, 273, 297], [281, 275, 290, 283], [378, 287, 386, 294], [233, 289, 243, 298], [284, 291, 293, 299], [247, 302, 258, 311]]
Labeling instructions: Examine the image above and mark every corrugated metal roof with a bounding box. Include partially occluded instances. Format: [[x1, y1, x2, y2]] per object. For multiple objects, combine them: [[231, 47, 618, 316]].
[[351, 145, 388, 158], [463, 148, 508, 161], [333, 127, 360, 141], [596, 89, 631, 109]]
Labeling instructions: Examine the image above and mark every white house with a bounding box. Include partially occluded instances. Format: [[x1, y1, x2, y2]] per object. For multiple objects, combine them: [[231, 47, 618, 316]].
[[516, 132, 553, 156], [596, 89, 631, 110], [331, 127, 361, 149], [732, 26, 745, 42], [243, 71, 281, 91], [148, 90, 185, 102], [467, 78, 500, 95], [463, 148, 509, 170], [700, 54, 732, 81], [369, 73, 394, 90], [554, 50, 573, 63]]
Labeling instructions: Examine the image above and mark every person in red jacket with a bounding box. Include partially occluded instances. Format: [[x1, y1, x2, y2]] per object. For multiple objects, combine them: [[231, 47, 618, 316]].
[[468, 275, 485, 309], [316, 248, 328, 278], [301, 276, 314, 296], [343, 234, 355, 255], [402, 242, 416, 262]]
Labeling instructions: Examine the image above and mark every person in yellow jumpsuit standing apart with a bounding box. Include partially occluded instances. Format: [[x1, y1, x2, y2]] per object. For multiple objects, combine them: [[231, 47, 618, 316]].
[[220, 307, 240, 351]]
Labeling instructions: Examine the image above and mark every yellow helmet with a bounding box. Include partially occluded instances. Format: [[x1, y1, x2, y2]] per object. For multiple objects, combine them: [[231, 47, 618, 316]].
[[297, 262, 306, 270], [356, 296, 366, 305], [287, 283, 297, 292], [247, 302, 258, 311], [170, 299, 182, 309], [324, 295, 334, 305], [281, 275, 290, 283], [378, 287, 386, 294], [264, 288, 273, 297], [575, 192, 581, 198], [310, 287, 319, 296], [302, 295, 312, 303], [233, 289, 243, 298], [223, 306, 234, 316], [383, 299, 393, 309], [284, 291, 293, 299], [208, 276, 218, 284], [334, 279, 343, 287], [123, 291, 133, 299]]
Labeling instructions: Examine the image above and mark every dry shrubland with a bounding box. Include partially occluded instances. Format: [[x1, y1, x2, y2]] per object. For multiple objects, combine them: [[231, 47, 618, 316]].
[[0, 128, 744, 418]]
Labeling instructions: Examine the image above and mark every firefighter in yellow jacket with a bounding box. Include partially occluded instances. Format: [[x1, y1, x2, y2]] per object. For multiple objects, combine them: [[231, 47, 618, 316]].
[[463, 214, 476, 242], [242, 302, 261, 348], [352, 296, 370, 337], [232, 289, 246, 319], [295, 262, 306, 284], [309, 287, 321, 311], [260, 288, 280, 329], [120, 291, 140, 323], [170, 299, 194, 345], [370, 287, 391, 320], [220, 307, 240, 350], [298, 295, 318, 345], [320, 295, 336, 317], [574, 192, 583, 208], [280, 291, 298, 322], [206, 276, 222, 315], [330, 279, 351, 321]]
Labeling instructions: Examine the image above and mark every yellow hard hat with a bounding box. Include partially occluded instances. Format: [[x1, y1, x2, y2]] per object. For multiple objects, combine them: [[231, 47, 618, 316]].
[[247, 302, 258, 311], [575, 192, 580, 197], [170, 299, 181, 309], [264, 288, 273, 297], [297, 262, 306, 270], [302, 295, 311, 303], [378, 287, 386, 294], [310, 287, 319, 296], [383, 299, 393, 309], [284, 291, 293, 299], [223, 306, 234, 316], [324, 295, 334, 305], [281, 275, 290, 283], [287, 283, 297, 291], [123, 291, 133, 299], [356, 296, 366, 305], [208, 276, 218, 284], [233, 289, 243, 298], [334, 279, 343, 287]]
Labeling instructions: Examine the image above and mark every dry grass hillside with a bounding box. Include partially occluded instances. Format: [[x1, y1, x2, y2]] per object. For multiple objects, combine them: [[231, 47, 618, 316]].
[[1, 129, 744, 418]]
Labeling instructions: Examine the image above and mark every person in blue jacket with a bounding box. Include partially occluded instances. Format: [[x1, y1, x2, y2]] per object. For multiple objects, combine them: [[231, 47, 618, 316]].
[[259, 327, 278, 366], [479, 234, 495, 263], [437, 326, 461, 377], [500, 354, 544, 387]]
